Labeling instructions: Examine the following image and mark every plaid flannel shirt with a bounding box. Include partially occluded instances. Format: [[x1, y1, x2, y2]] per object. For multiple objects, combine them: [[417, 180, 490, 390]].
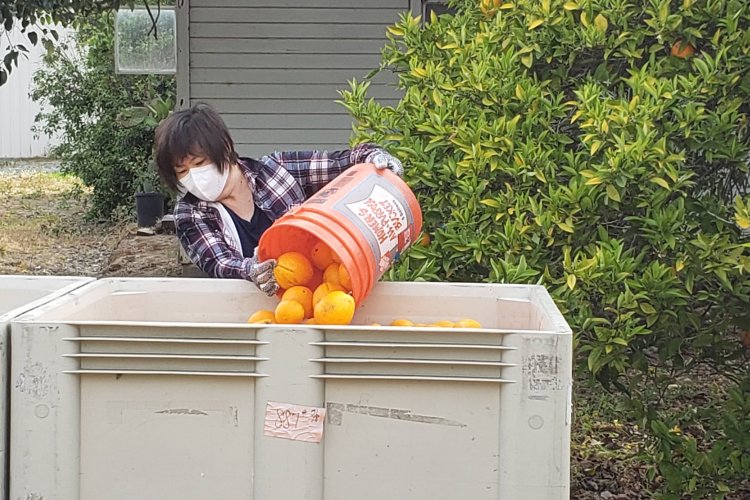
[[175, 143, 383, 280]]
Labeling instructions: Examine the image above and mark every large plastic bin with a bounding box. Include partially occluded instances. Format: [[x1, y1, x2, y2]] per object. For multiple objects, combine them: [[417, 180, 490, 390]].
[[10, 277, 572, 500], [0, 275, 93, 500]]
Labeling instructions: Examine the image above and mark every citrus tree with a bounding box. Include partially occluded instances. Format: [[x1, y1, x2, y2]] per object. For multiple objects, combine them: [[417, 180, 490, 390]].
[[339, 0, 750, 495]]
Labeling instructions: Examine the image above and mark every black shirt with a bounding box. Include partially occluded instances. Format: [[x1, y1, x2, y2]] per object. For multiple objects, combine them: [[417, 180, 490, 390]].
[[222, 204, 274, 258]]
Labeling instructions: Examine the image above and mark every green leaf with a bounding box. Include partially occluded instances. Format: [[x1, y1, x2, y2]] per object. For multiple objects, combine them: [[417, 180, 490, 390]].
[[606, 184, 621, 202], [528, 18, 544, 30], [594, 14, 608, 33], [557, 221, 574, 233], [650, 177, 670, 189], [387, 25, 405, 36], [585, 176, 604, 186], [563, 2, 579, 10], [640, 303, 657, 315], [566, 274, 577, 290], [432, 89, 442, 107], [520, 54, 533, 68]]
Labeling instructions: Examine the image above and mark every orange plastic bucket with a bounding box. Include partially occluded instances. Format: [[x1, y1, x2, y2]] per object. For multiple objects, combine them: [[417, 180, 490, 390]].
[[258, 163, 423, 304]]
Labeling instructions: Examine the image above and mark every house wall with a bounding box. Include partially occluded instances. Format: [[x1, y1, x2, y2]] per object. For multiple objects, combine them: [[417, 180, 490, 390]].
[[180, 0, 415, 158], [0, 29, 73, 159]]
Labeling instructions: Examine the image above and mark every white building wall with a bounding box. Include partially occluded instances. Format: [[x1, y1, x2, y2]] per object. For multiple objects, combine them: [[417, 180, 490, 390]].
[[0, 28, 73, 159]]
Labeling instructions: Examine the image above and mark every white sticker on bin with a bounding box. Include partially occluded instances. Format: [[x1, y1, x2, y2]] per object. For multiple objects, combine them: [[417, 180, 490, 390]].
[[263, 401, 326, 443]]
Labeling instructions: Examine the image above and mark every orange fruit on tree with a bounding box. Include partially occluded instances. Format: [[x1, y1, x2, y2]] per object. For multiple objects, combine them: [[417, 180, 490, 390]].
[[275, 300, 305, 324], [671, 40, 694, 59], [455, 318, 482, 329], [322, 262, 342, 286], [313, 282, 344, 307], [247, 310, 275, 324], [338, 264, 352, 291], [314, 290, 356, 325], [310, 241, 335, 270], [274, 251, 314, 289], [282, 286, 314, 319]]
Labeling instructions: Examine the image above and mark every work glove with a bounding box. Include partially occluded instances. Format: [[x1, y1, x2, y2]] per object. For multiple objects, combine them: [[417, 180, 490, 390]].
[[247, 248, 278, 296], [366, 149, 404, 177]]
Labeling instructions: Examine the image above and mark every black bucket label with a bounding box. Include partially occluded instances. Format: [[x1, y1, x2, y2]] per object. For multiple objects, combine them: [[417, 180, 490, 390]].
[[333, 174, 416, 278]]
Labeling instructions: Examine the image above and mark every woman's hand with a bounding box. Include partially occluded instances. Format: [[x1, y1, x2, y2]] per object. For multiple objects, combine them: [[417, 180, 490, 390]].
[[366, 150, 404, 177], [247, 249, 278, 296]]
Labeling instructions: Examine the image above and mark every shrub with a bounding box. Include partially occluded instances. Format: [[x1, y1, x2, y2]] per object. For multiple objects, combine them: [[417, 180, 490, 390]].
[[340, 0, 750, 495], [31, 13, 175, 218]]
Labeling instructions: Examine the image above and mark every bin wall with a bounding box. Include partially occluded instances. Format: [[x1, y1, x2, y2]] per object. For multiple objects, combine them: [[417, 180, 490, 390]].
[[0, 275, 92, 500], [10, 278, 571, 500]]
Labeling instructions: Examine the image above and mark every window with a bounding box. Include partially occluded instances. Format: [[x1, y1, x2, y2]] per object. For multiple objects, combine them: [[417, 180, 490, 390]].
[[422, 1, 457, 21], [115, 8, 176, 74]]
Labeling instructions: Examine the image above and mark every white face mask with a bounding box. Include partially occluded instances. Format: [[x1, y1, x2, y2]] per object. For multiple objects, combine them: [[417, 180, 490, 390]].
[[179, 163, 230, 201]]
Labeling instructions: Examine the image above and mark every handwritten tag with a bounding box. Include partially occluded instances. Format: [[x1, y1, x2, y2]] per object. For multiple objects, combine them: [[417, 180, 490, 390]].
[[263, 402, 326, 443]]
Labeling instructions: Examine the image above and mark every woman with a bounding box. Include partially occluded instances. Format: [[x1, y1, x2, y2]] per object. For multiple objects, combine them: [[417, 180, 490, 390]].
[[154, 103, 403, 296]]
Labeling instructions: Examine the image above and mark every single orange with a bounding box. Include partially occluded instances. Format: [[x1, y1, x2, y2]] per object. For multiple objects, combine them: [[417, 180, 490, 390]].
[[418, 233, 431, 247], [314, 290, 356, 325], [390, 319, 414, 327], [310, 241, 335, 270], [338, 264, 352, 291], [313, 282, 344, 307], [322, 263, 342, 286], [454, 318, 483, 329], [247, 310, 275, 324], [274, 251, 314, 289], [430, 320, 455, 328], [275, 300, 305, 324], [282, 286, 314, 319], [671, 40, 694, 59]]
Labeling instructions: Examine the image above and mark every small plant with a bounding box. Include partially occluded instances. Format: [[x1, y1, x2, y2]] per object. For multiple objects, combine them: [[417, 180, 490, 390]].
[[118, 95, 174, 193], [32, 13, 175, 219]]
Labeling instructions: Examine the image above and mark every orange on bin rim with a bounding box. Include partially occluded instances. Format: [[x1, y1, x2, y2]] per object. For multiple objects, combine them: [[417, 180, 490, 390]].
[[314, 290, 355, 325], [258, 163, 423, 304], [275, 300, 305, 324], [247, 310, 275, 324]]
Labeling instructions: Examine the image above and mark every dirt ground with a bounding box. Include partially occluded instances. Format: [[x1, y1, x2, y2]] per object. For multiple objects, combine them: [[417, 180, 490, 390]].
[[0, 170, 181, 277]]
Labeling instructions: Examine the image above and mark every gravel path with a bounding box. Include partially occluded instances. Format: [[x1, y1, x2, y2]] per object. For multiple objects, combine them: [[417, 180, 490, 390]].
[[0, 158, 62, 176]]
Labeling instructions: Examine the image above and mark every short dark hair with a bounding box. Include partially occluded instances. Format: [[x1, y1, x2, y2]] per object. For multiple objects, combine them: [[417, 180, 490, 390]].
[[154, 102, 239, 192]]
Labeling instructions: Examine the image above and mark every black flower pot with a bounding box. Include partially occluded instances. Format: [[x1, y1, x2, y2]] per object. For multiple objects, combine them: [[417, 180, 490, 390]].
[[135, 192, 165, 228]]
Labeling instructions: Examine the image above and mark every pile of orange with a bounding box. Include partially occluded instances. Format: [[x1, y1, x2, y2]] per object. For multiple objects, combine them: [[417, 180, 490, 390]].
[[247, 241, 356, 325], [246, 240, 485, 329]]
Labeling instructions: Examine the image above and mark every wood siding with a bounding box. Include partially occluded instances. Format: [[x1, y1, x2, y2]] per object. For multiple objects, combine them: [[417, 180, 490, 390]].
[[187, 0, 410, 157]]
